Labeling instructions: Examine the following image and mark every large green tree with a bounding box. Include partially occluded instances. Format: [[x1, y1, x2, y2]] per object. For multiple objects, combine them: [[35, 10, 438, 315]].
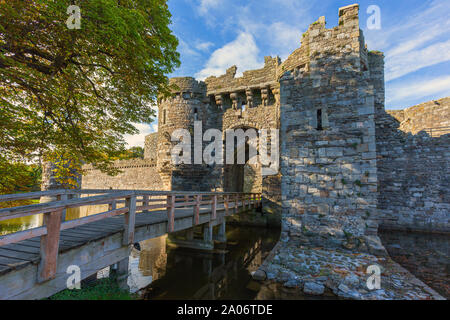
[[0, 0, 179, 181]]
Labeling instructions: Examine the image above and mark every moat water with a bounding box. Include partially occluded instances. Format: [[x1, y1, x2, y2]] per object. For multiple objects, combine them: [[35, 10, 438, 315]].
[[379, 230, 450, 299], [128, 225, 281, 300], [0, 207, 448, 299]]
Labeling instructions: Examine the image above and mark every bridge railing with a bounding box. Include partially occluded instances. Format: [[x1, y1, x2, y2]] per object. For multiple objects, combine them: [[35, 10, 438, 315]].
[[0, 189, 261, 282]]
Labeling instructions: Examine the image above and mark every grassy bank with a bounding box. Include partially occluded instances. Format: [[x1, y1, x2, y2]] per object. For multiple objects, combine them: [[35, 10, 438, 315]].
[[48, 276, 138, 300]]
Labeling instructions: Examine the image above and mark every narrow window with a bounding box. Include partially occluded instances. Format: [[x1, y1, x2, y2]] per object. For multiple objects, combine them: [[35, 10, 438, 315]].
[[241, 101, 246, 112], [194, 108, 198, 121], [162, 109, 167, 125], [317, 109, 323, 130]]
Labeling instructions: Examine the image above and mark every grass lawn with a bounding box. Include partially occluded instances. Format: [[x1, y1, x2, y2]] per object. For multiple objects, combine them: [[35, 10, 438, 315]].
[[48, 276, 138, 300]]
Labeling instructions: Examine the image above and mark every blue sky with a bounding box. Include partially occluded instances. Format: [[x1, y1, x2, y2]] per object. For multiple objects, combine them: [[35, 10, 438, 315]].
[[125, 0, 450, 146]]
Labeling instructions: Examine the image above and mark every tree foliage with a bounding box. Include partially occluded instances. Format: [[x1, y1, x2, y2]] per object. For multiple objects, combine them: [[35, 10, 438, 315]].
[[0, 156, 41, 207], [0, 0, 179, 179], [113, 146, 144, 160]]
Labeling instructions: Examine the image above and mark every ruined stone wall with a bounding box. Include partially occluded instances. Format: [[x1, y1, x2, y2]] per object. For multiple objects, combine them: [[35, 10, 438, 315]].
[[279, 4, 382, 254], [144, 132, 158, 161], [376, 101, 450, 233], [386, 97, 450, 136], [81, 159, 164, 190], [205, 56, 279, 94]]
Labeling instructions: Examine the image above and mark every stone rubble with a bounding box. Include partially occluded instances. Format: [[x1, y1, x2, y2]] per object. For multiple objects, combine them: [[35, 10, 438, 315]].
[[258, 241, 445, 300]]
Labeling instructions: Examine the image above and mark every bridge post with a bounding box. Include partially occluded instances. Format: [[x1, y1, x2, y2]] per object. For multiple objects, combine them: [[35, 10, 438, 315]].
[[224, 195, 229, 215], [186, 228, 194, 241], [109, 199, 117, 210], [194, 194, 201, 225], [37, 209, 63, 282], [57, 194, 68, 222], [202, 256, 213, 276], [116, 257, 130, 290], [123, 196, 137, 245], [211, 195, 217, 220], [246, 194, 250, 210], [167, 195, 175, 232], [216, 221, 226, 243], [142, 195, 149, 213], [203, 222, 213, 243]]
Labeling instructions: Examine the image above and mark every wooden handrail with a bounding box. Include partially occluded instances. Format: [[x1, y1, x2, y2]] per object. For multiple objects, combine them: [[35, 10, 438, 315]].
[[0, 189, 259, 202], [0, 192, 134, 222], [0, 189, 262, 282]]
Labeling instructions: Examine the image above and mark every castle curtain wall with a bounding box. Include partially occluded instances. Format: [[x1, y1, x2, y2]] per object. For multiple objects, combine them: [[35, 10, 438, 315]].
[[376, 98, 450, 233]]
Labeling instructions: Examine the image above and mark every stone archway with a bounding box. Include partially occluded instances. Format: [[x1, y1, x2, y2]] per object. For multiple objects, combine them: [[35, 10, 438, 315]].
[[222, 125, 262, 193]]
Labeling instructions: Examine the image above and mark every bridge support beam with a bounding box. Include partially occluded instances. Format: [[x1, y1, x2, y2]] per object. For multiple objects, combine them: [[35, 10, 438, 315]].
[[168, 223, 215, 251], [185, 228, 194, 241], [203, 222, 213, 243], [115, 255, 130, 290], [214, 221, 227, 243]]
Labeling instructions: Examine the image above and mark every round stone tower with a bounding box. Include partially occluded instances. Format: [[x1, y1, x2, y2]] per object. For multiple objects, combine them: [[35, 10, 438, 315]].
[[156, 77, 214, 190]]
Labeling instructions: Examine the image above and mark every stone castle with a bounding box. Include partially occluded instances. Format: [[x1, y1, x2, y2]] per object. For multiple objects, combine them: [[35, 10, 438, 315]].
[[82, 3, 449, 249]]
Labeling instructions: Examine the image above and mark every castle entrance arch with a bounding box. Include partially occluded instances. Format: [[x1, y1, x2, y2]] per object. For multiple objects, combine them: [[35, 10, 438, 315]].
[[223, 125, 262, 193]]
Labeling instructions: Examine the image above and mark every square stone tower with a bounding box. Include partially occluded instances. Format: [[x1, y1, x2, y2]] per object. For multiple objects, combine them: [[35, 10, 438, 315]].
[[279, 4, 384, 254]]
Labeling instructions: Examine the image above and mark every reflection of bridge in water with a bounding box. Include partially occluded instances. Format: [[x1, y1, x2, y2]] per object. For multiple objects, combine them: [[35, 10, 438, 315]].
[[137, 228, 267, 300], [192, 239, 262, 300]]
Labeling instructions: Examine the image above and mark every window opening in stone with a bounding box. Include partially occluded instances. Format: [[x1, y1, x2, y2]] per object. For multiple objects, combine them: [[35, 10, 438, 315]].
[[317, 109, 323, 130], [194, 108, 198, 121], [162, 109, 167, 125]]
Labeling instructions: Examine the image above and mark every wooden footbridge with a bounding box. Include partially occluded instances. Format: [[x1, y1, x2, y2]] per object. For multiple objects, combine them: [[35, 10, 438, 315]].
[[0, 189, 261, 299]]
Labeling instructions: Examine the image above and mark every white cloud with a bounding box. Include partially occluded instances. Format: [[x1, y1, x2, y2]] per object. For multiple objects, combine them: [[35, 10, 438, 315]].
[[233, 2, 310, 59], [386, 40, 450, 81], [192, 0, 311, 59], [124, 108, 158, 148], [386, 75, 450, 108], [365, 0, 450, 82], [257, 22, 302, 59], [123, 123, 153, 148], [195, 41, 214, 52], [194, 32, 263, 80], [198, 0, 221, 15], [178, 39, 200, 57]]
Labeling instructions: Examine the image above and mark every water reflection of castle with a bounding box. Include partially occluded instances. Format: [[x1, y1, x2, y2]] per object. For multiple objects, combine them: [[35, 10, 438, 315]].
[[138, 236, 167, 279], [134, 234, 264, 300]]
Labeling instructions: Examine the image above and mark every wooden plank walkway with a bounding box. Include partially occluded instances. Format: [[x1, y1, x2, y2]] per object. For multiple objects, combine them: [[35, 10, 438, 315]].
[[0, 190, 261, 299]]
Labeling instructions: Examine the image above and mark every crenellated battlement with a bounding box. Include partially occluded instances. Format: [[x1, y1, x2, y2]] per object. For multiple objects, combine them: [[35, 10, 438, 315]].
[[167, 77, 206, 94], [158, 3, 376, 126]]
